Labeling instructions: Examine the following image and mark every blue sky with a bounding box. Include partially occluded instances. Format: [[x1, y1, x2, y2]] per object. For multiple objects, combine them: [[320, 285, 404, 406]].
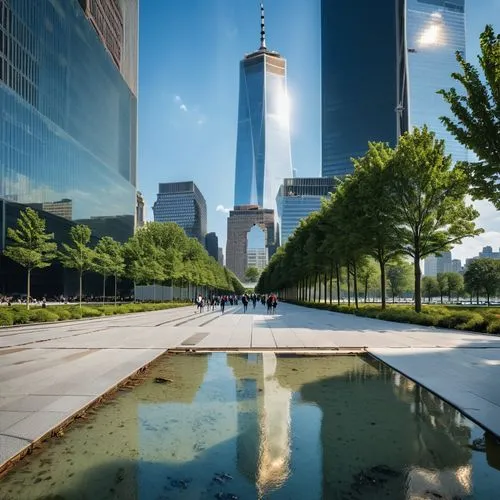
[[138, 0, 500, 260]]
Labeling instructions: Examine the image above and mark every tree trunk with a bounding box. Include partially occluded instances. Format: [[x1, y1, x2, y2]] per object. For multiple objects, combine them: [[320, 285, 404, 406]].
[[346, 264, 351, 307], [313, 274, 317, 303], [379, 260, 386, 310], [329, 262, 333, 305], [476, 291, 479, 305], [487, 292, 490, 306], [103, 275, 106, 305], [27, 268, 31, 310], [414, 254, 422, 313], [308, 276, 312, 302], [336, 264, 341, 306], [364, 277, 368, 303], [440, 292, 443, 304], [353, 261, 359, 309], [324, 273, 327, 304], [79, 271, 83, 309], [114, 274, 118, 306]]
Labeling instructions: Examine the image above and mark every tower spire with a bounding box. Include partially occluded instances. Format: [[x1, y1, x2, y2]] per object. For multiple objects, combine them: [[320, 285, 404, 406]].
[[260, 2, 266, 49]]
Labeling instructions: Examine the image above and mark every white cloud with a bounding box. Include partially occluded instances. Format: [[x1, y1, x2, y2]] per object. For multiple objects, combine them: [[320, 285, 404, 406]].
[[197, 115, 207, 126], [180, 104, 188, 112], [174, 95, 182, 103], [216, 205, 231, 214]]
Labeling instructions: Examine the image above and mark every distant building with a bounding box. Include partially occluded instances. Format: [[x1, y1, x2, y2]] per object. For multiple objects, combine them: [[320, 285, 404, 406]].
[[136, 191, 145, 229], [479, 246, 500, 259], [276, 177, 335, 244], [205, 232, 219, 261], [218, 247, 224, 266], [451, 259, 462, 274], [424, 251, 452, 277], [27, 199, 73, 221], [152, 182, 207, 243], [247, 248, 268, 272]]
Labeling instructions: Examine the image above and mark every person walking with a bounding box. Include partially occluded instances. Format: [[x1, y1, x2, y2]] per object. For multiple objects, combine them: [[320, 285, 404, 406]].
[[252, 294, 257, 309], [242, 294, 249, 313], [266, 295, 273, 314], [220, 295, 226, 313], [271, 294, 278, 314]]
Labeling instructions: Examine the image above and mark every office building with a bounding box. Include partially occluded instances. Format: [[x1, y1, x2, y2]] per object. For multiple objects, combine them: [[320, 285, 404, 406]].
[[479, 246, 500, 260], [136, 191, 145, 229], [205, 232, 219, 261], [321, 0, 400, 177], [277, 177, 335, 244], [226, 205, 276, 282], [451, 259, 462, 274], [218, 247, 224, 266], [424, 251, 452, 277], [247, 248, 268, 272], [152, 182, 207, 243], [0, 0, 138, 294], [404, 0, 467, 162], [233, 3, 292, 212]]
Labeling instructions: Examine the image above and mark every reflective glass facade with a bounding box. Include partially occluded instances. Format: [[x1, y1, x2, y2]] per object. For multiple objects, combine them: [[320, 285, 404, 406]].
[[234, 49, 293, 212], [406, 0, 467, 162], [321, 0, 399, 177], [153, 182, 207, 244], [0, 0, 137, 242], [277, 178, 335, 244]]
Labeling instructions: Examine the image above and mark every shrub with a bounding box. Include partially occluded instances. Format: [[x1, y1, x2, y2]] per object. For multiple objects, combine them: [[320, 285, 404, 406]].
[[0, 309, 14, 326], [79, 307, 104, 318], [29, 309, 59, 323], [55, 309, 72, 321], [487, 320, 500, 334], [12, 308, 30, 324]]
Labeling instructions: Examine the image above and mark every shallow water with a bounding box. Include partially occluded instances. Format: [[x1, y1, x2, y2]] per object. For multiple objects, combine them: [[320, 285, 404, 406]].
[[1, 353, 500, 499]]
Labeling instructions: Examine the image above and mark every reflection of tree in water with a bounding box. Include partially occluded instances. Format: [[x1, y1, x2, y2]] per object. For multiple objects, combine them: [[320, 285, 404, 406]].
[[275, 354, 472, 499]]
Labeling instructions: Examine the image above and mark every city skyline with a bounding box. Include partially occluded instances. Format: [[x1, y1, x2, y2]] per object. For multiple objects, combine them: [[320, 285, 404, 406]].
[[138, 0, 500, 261]]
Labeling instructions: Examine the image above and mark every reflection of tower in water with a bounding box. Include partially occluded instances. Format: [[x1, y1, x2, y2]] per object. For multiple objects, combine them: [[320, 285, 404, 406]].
[[227, 353, 292, 497]]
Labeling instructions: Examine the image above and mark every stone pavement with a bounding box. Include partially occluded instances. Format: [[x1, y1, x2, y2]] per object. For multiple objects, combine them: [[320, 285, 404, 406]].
[[1, 301, 500, 468]]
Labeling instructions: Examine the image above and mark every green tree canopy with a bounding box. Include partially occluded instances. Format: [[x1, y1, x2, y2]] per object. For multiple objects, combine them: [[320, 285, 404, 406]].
[[439, 25, 500, 208], [422, 276, 439, 303], [245, 266, 260, 282], [93, 236, 125, 305], [58, 225, 95, 307], [464, 258, 500, 305], [3, 207, 57, 309], [386, 260, 413, 302]]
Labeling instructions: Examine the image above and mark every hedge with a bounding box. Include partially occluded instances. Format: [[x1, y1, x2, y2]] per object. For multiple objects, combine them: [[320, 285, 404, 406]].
[[289, 301, 500, 335], [0, 302, 191, 327]]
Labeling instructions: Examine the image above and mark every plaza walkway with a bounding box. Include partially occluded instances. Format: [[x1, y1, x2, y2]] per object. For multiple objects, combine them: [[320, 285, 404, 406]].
[[1, 301, 500, 468]]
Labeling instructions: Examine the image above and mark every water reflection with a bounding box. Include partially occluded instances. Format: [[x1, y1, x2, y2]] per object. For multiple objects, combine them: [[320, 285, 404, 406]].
[[1, 353, 500, 499]]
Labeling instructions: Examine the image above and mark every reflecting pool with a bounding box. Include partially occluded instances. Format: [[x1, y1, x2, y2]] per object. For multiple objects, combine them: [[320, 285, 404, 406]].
[[1, 353, 500, 499]]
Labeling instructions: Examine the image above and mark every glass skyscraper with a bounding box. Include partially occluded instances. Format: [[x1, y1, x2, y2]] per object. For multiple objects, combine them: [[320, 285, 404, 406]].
[[153, 182, 207, 244], [0, 0, 138, 242], [277, 177, 335, 244], [233, 4, 293, 212], [405, 0, 467, 162], [321, 0, 399, 178]]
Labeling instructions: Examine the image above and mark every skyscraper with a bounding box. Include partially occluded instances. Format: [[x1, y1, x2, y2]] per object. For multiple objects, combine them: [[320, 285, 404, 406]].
[[0, 0, 138, 241], [321, 0, 399, 177], [153, 182, 207, 244], [205, 232, 219, 261], [424, 251, 452, 277], [404, 0, 467, 162], [276, 177, 335, 244], [233, 3, 293, 212]]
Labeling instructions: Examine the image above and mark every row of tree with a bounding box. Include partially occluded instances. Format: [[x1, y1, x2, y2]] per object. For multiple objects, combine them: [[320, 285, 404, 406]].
[[3, 208, 244, 309], [256, 25, 500, 313]]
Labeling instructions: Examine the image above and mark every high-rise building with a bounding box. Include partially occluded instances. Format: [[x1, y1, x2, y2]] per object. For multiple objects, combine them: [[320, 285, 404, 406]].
[[451, 259, 462, 274], [321, 0, 400, 177], [152, 182, 207, 244], [0, 0, 138, 295], [479, 246, 500, 260], [218, 247, 224, 266], [276, 177, 335, 244], [424, 251, 452, 277], [0, 0, 138, 242], [247, 248, 268, 272], [233, 3, 292, 213], [404, 0, 467, 162], [205, 232, 219, 261]]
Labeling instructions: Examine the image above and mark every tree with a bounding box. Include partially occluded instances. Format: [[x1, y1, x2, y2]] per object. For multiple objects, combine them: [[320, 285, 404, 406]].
[[464, 258, 500, 305], [386, 261, 413, 303], [59, 225, 95, 308], [245, 266, 260, 283], [93, 236, 124, 306], [446, 272, 464, 302], [388, 126, 483, 313], [436, 273, 449, 304], [422, 276, 439, 303], [439, 25, 500, 209], [3, 208, 57, 309], [356, 258, 379, 303]]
